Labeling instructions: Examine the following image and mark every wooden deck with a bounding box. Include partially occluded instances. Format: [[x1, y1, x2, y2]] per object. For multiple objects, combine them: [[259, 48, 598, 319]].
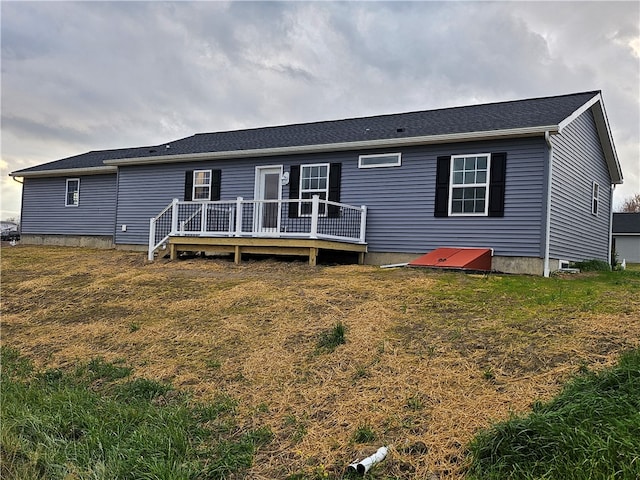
[[168, 236, 367, 266]]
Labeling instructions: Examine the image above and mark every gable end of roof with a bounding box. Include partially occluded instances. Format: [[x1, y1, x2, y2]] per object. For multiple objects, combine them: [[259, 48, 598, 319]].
[[558, 92, 623, 184]]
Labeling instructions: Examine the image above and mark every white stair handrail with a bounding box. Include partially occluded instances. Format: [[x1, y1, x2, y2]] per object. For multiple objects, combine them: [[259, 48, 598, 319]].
[[148, 197, 368, 261], [148, 198, 178, 260]]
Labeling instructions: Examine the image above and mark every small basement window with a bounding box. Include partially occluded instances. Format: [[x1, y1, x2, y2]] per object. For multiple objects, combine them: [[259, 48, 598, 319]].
[[65, 178, 80, 206], [592, 181, 599, 216], [358, 153, 401, 169]]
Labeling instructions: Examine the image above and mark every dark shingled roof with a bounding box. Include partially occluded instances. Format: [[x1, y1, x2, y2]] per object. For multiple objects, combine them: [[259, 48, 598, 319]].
[[12, 91, 599, 175], [613, 213, 640, 234], [11, 146, 161, 174], [158, 91, 599, 157]]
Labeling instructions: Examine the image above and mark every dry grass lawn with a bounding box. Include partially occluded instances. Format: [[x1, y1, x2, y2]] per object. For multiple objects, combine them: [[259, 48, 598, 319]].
[[2, 245, 639, 479]]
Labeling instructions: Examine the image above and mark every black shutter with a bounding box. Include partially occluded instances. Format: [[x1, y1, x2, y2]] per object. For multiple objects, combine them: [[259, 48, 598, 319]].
[[434, 156, 450, 217], [288, 165, 300, 218], [488, 152, 507, 217], [211, 169, 221, 201], [328, 162, 342, 218], [184, 170, 194, 201]]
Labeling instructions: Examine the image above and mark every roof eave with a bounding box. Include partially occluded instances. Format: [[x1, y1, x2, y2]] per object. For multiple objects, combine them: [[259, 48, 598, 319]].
[[104, 126, 558, 166], [9, 165, 118, 178]]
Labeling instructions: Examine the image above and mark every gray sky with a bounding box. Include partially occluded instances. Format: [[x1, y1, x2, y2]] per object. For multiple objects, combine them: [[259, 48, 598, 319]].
[[2, 1, 639, 220]]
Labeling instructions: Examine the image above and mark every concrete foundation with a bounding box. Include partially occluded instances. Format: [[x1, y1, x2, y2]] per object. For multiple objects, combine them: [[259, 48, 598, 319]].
[[15, 237, 562, 276], [491, 256, 546, 276], [363, 251, 422, 267], [20, 234, 114, 249], [365, 251, 555, 276]]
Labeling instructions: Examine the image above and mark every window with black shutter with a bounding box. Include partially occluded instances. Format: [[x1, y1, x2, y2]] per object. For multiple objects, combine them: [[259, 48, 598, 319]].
[[184, 169, 221, 201], [434, 152, 506, 217], [289, 162, 342, 217]]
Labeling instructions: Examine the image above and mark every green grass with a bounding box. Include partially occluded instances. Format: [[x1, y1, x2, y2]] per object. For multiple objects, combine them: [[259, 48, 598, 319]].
[[424, 268, 640, 320], [317, 321, 347, 352], [0, 347, 271, 480], [572, 258, 612, 271], [466, 347, 640, 479], [352, 423, 377, 444]]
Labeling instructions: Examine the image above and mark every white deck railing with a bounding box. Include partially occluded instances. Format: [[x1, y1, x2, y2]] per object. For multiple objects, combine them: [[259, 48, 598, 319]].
[[149, 196, 367, 260]]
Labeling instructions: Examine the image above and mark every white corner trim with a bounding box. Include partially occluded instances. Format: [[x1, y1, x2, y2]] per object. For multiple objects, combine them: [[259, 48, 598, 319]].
[[543, 131, 553, 278]]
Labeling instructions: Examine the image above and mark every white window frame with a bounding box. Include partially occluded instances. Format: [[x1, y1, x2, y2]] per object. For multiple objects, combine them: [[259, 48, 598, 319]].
[[448, 153, 491, 216], [192, 169, 212, 201], [592, 181, 599, 216], [358, 152, 402, 169], [65, 178, 80, 207], [299, 163, 330, 217]]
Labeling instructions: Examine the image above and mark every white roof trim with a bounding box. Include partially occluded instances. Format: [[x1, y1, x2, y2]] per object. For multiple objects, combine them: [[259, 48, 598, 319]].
[[104, 126, 558, 166], [9, 166, 117, 178], [591, 98, 623, 184], [558, 93, 601, 132]]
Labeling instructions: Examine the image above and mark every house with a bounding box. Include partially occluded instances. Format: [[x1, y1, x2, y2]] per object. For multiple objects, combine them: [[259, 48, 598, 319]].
[[612, 213, 640, 263], [1, 221, 20, 241], [10, 90, 623, 275]]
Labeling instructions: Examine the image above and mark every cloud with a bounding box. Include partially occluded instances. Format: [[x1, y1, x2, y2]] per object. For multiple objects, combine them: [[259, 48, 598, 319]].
[[1, 1, 638, 218]]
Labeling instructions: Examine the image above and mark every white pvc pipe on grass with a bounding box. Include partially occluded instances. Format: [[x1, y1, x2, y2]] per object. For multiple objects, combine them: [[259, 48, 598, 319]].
[[348, 446, 389, 475]]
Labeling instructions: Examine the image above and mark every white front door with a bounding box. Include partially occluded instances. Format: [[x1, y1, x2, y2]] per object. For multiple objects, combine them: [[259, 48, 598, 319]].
[[255, 166, 282, 233]]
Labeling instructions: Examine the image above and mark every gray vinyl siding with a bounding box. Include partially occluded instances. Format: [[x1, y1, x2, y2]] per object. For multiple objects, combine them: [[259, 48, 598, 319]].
[[21, 174, 117, 236], [549, 109, 612, 262], [344, 138, 546, 257], [115, 138, 547, 257]]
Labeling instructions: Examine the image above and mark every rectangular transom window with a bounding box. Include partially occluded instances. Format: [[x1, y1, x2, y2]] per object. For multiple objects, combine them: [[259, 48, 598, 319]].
[[193, 170, 212, 201], [358, 153, 401, 168], [592, 181, 599, 216], [449, 154, 490, 216], [300, 164, 329, 216], [65, 178, 80, 207]]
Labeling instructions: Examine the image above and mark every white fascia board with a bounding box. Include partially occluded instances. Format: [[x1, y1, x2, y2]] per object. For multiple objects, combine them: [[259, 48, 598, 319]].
[[9, 166, 117, 178], [104, 126, 557, 167], [591, 101, 623, 184], [558, 93, 602, 132], [558, 93, 623, 184]]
